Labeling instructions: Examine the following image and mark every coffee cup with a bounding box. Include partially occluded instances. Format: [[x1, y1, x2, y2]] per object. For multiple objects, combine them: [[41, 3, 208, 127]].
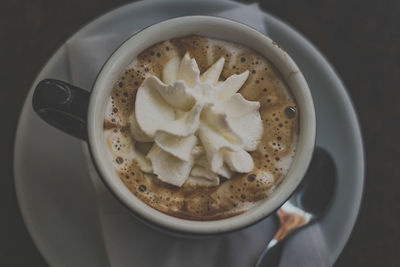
[[32, 16, 315, 235]]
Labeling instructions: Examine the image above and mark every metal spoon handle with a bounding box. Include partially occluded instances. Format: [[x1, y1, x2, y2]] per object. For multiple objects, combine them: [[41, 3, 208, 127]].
[[255, 237, 285, 267], [256, 204, 312, 267]]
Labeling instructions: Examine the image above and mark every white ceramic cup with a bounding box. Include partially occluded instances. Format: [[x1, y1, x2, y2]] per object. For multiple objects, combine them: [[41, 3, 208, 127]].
[[33, 16, 316, 235]]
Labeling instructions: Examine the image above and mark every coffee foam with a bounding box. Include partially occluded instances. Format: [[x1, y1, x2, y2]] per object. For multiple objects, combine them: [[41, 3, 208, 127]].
[[103, 36, 299, 220]]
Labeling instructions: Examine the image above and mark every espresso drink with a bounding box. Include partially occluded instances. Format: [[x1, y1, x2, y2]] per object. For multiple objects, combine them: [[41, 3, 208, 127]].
[[103, 36, 299, 220]]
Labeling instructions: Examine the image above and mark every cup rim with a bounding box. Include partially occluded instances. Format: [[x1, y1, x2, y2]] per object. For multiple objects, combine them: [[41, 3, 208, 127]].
[[87, 15, 316, 235]]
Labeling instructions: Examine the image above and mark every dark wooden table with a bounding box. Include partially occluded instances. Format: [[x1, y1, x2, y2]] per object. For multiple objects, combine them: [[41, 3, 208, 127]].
[[1, 0, 398, 266]]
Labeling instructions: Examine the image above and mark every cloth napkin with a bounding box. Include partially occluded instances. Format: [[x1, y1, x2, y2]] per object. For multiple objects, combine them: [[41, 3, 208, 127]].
[[68, 2, 331, 266]]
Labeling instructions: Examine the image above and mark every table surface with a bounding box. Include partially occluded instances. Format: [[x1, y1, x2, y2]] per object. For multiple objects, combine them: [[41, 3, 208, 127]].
[[1, 0, 399, 266]]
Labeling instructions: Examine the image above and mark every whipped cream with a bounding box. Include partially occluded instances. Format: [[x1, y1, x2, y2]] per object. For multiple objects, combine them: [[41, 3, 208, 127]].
[[129, 53, 263, 187]]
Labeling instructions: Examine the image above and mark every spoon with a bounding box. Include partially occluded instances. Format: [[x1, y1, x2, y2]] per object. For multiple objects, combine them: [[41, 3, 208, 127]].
[[255, 147, 336, 267]]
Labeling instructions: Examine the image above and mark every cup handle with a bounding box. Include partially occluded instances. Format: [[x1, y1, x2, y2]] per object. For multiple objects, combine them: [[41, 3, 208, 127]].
[[32, 79, 90, 140]]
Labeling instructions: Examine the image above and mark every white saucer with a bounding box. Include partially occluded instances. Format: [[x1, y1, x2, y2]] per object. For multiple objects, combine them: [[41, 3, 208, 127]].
[[14, 0, 364, 266]]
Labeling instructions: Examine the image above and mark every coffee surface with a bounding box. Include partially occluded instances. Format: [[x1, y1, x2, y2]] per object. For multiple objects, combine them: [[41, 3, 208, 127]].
[[104, 36, 299, 220]]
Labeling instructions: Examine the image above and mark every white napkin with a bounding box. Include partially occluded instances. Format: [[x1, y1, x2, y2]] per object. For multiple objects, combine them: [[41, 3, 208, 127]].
[[68, 2, 331, 266]]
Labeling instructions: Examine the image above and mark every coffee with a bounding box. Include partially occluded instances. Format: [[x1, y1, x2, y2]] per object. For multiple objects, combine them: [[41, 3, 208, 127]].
[[103, 36, 299, 220]]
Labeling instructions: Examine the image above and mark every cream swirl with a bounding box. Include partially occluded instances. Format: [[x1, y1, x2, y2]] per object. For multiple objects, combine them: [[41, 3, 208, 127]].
[[129, 53, 263, 187]]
